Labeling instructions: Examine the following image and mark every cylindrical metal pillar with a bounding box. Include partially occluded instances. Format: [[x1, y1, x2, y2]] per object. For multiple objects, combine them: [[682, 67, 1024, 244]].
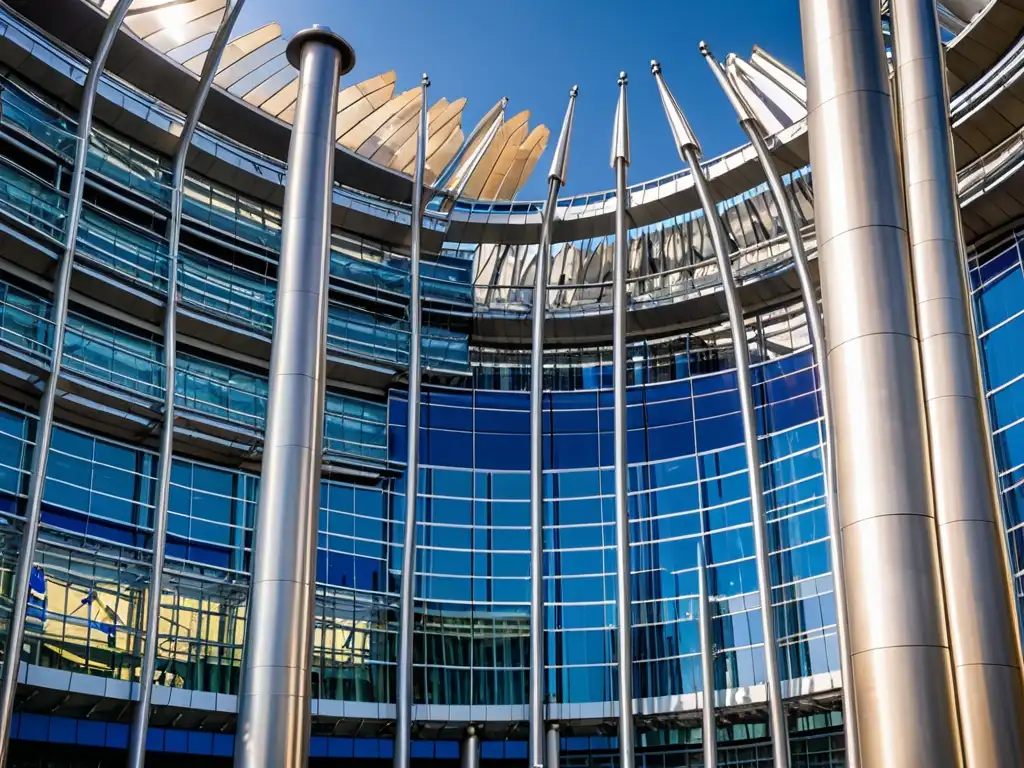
[[529, 86, 576, 768], [799, 1, 963, 765], [650, 59, 789, 768], [234, 26, 354, 768], [890, 1, 1024, 765], [461, 726, 480, 768], [0, 1, 134, 763], [127, 5, 246, 766], [697, 547, 717, 768], [610, 71, 635, 768], [545, 723, 560, 768], [699, 42, 860, 767], [394, 73, 430, 768]]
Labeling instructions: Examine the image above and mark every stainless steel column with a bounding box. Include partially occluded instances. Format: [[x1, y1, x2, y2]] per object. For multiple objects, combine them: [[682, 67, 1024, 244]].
[[546, 723, 561, 768], [529, 85, 576, 768], [798, 1, 963, 765], [127, 5, 245, 766], [650, 60, 789, 768], [234, 26, 354, 768], [461, 725, 480, 768], [699, 42, 860, 768], [610, 71, 636, 768], [890, 1, 1024, 765], [697, 546, 717, 768], [394, 72, 430, 768], [0, 1, 133, 763]]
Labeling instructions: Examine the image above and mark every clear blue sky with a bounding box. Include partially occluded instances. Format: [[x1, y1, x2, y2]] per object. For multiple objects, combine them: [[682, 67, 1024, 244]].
[[238, 0, 805, 199]]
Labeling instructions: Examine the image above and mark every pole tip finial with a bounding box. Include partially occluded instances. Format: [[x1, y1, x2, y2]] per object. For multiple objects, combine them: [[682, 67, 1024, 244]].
[[651, 60, 661, 75], [618, 71, 628, 86], [421, 73, 430, 87], [699, 41, 711, 57], [570, 84, 579, 97]]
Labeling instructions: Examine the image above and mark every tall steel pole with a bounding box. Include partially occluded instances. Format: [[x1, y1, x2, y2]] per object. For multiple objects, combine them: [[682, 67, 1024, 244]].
[[890, 2, 1024, 765], [234, 26, 354, 768], [394, 73, 430, 768], [610, 71, 636, 768], [697, 546, 717, 768], [127, 4, 246, 765], [699, 43, 859, 768], [461, 725, 480, 768], [651, 60, 789, 768], [799, 1, 963, 765], [0, 1, 133, 762], [529, 85, 577, 768], [546, 723, 560, 768]]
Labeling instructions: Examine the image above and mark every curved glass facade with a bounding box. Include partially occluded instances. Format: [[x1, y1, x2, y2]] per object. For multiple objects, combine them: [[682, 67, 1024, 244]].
[[0, 2, 1020, 765]]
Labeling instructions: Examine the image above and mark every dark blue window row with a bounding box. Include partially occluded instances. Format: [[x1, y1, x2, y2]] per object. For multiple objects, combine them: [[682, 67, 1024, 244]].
[[9, 713, 532, 760], [389, 349, 820, 471]]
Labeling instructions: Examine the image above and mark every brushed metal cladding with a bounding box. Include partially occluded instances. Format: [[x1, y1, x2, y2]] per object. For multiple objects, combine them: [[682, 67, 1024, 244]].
[[800, 1, 963, 765], [891, 1, 1024, 762]]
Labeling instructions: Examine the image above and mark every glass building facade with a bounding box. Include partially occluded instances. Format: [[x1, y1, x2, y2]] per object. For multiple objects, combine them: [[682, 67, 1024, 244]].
[[0, 0, 1018, 765]]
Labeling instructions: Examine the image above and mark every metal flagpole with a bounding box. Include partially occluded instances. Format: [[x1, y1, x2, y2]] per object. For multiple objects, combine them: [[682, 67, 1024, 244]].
[[126, 5, 247, 765], [697, 545, 717, 768], [700, 41, 859, 768], [0, 2, 134, 763], [651, 59, 790, 768], [394, 72, 431, 768], [529, 85, 577, 768], [610, 71, 636, 768]]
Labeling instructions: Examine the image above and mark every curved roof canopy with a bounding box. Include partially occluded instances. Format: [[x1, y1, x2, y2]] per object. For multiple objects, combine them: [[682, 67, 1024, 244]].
[[93, 0, 548, 197]]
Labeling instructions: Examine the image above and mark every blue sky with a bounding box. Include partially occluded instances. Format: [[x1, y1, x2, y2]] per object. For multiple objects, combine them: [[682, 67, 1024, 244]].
[[238, 0, 804, 199]]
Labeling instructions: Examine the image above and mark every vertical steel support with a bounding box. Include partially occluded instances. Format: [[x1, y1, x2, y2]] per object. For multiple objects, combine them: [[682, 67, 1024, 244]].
[[610, 71, 635, 768], [234, 26, 353, 768], [546, 723, 561, 768], [697, 546, 717, 768], [699, 42, 860, 767], [126, 4, 246, 765], [890, 1, 1024, 765], [529, 85, 577, 768], [461, 726, 480, 768], [0, 2, 133, 763], [799, 1, 963, 765], [650, 59, 789, 768], [394, 73, 430, 768]]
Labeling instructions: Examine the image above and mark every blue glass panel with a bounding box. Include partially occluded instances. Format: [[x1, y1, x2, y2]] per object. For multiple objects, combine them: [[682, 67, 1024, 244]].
[[77, 208, 168, 290], [0, 158, 67, 239], [978, 261, 1024, 332], [981, 315, 1024, 391]]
